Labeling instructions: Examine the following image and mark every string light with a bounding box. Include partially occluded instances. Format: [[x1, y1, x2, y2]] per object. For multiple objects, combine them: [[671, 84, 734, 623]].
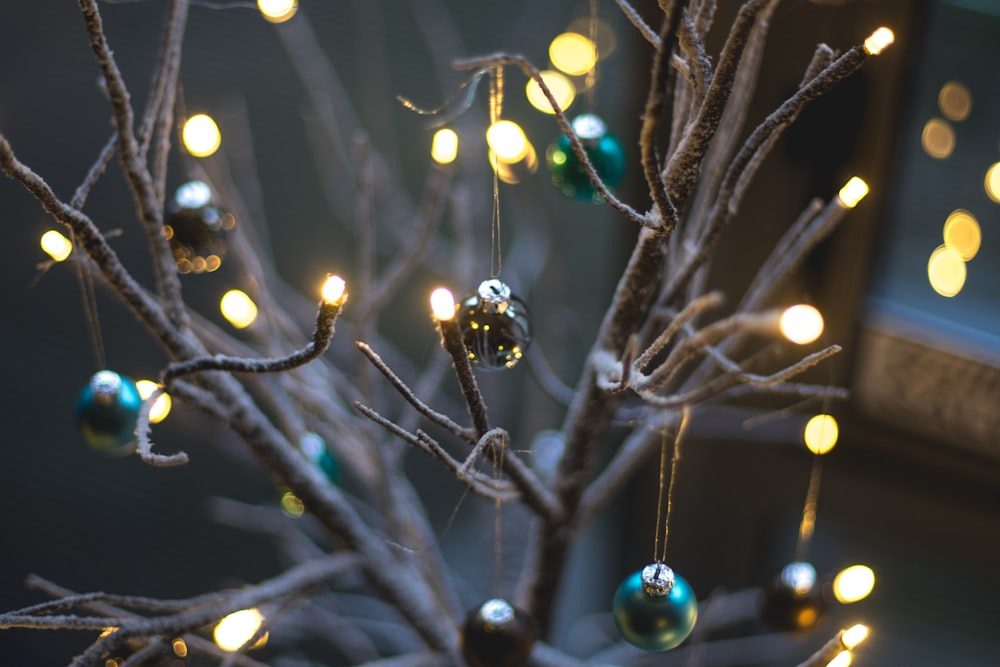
[[826, 650, 852, 667], [525, 70, 576, 114], [431, 128, 459, 165], [803, 414, 838, 455], [280, 490, 305, 517], [833, 565, 875, 603], [943, 209, 980, 260], [182, 114, 221, 158], [780, 305, 824, 345], [321, 274, 347, 305], [984, 162, 1000, 204], [430, 287, 456, 321], [257, 0, 297, 23], [841, 624, 870, 649], [213, 608, 267, 651], [220, 290, 258, 329], [863, 27, 894, 55], [927, 245, 966, 297], [486, 120, 530, 163], [938, 81, 972, 121], [171, 639, 188, 657], [136, 380, 172, 424], [40, 230, 73, 262], [921, 118, 955, 159], [549, 32, 597, 76], [837, 177, 869, 208]]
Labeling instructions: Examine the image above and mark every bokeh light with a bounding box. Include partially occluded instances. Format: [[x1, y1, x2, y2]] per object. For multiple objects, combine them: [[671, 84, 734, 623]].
[[213, 608, 267, 651], [942, 209, 980, 260], [780, 305, 824, 345], [921, 118, 955, 159], [182, 114, 221, 158], [40, 230, 73, 262], [136, 380, 172, 424], [525, 70, 576, 114], [803, 414, 838, 455], [431, 128, 459, 165], [258, 0, 297, 23], [549, 32, 597, 76], [938, 81, 972, 121], [984, 162, 1000, 204], [171, 639, 188, 657], [833, 565, 876, 604], [486, 120, 529, 163], [220, 289, 258, 329], [280, 490, 305, 517], [927, 245, 966, 297]]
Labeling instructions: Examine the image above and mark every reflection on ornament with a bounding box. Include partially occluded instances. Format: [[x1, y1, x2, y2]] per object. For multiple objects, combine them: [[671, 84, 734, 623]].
[[301, 431, 340, 483], [760, 561, 827, 632], [76, 370, 142, 453], [461, 598, 537, 667], [612, 563, 698, 652], [546, 113, 625, 202], [165, 181, 235, 274], [456, 279, 532, 371]]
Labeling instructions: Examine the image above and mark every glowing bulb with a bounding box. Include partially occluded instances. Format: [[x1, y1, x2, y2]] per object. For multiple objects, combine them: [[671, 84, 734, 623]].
[[780, 305, 824, 345], [40, 230, 73, 262], [921, 118, 955, 159], [826, 650, 852, 667], [863, 27, 894, 55], [321, 274, 347, 305], [841, 624, 870, 649], [938, 81, 971, 121], [943, 209, 980, 260], [280, 490, 305, 517], [136, 380, 172, 424], [833, 565, 875, 603], [257, 0, 297, 23], [525, 70, 576, 114], [220, 289, 258, 329], [837, 177, 869, 208], [171, 639, 188, 657], [803, 414, 838, 455], [430, 287, 456, 321], [549, 32, 597, 76], [927, 245, 966, 297], [182, 114, 221, 158], [213, 608, 266, 652], [984, 162, 1000, 204], [431, 128, 459, 165], [486, 120, 529, 163]]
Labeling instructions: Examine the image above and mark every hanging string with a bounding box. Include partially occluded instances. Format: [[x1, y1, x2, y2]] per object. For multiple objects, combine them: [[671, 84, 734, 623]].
[[794, 455, 822, 562], [652, 405, 691, 564], [69, 232, 107, 370], [488, 67, 503, 278], [493, 434, 506, 594], [585, 0, 599, 111]]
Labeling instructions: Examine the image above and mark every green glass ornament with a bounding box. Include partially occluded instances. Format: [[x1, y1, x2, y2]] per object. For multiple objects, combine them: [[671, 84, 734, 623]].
[[546, 113, 626, 202], [76, 370, 142, 453], [456, 279, 532, 371], [760, 561, 827, 632], [461, 598, 537, 667], [612, 563, 698, 652], [301, 431, 340, 483], [165, 180, 235, 274]]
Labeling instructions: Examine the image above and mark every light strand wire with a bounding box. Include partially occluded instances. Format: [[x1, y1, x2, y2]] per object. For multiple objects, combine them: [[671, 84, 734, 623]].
[[653, 405, 691, 563]]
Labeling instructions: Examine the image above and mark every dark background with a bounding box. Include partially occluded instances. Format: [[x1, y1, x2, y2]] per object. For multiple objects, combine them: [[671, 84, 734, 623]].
[[1, 0, 999, 665]]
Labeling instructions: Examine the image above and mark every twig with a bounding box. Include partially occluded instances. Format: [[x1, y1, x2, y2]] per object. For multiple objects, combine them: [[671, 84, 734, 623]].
[[70, 133, 118, 210]]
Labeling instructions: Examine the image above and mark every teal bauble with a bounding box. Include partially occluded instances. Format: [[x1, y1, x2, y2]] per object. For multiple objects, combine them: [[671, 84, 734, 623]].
[[301, 431, 340, 483], [546, 113, 626, 202], [76, 370, 142, 453], [456, 279, 532, 371], [612, 563, 698, 652]]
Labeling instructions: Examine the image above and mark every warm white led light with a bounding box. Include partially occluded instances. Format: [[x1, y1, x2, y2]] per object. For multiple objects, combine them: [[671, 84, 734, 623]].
[[258, 0, 297, 23], [213, 608, 265, 652], [220, 289, 258, 329], [841, 624, 870, 649], [40, 230, 73, 262], [431, 128, 459, 165], [430, 287, 456, 321], [182, 114, 221, 157], [136, 380, 172, 424], [321, 275, 347, 305], [780, 305, 824, 345], [863, 27, 894, 55], [833, 565, 875, 604], [837, 177, 869, 208]]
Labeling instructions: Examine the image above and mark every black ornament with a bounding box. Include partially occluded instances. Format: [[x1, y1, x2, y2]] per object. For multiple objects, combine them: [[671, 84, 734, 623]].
[[461, 598, 537, 667], [456, 279, 532, 370], [165, 180, 235, 274], [760, 561, 827, 632]]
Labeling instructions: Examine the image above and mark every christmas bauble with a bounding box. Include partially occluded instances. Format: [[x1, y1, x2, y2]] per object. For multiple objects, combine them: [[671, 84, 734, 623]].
[[546, 113, 626, 202], [76, 370, 142, 453], [760, 561, 827, 632], [460, 598, 537, 667], [456, 279, 532, 371], [165, 180, 235, 274], [612, 563, 698, 652], [300, 431, 340, 483]]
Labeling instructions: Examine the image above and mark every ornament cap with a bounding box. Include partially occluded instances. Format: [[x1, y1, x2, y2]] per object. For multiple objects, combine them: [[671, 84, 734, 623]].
[[90, 370, 123, 406], [174, 180, 213, 209], [571, 113, 608, 142], [641, 562, 675, 597], [780, 561, 818, 597], [478, 598, 515, 627], [477, 279, 511, 312]]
